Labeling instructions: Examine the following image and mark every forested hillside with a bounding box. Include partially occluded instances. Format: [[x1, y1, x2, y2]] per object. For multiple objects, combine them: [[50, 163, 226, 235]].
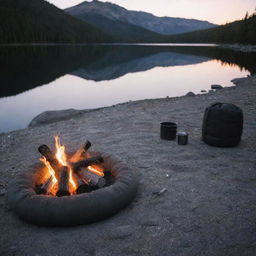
[[167, 13, 256, 44], [0, 0, 111, 43]]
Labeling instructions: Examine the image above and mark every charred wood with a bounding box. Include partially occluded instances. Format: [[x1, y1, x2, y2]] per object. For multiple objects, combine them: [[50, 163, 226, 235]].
[[96, 177, 106, 189], [73, 173, 92, 194], [72, 156, 104, 172], [35, 176, 54, 195], [38, 144, 61, 172], [69, 140, 92, 162], [56, 166, 70, 197]]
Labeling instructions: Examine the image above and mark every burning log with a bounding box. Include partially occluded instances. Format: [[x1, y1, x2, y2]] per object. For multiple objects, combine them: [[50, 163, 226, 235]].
[[77, 169, 106, 191], [38, 144, 61, 172], [72, 156, 104, 172], [69, 140, 92, 163], [56, 166, 70, 197], [35, 176, 54, 195], [73, 173, 93, 194]]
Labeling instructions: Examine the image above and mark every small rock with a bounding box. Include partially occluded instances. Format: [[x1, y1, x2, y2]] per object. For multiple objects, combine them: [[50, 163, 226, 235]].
[[0, 188, 6, 196], [108, 225, 134, 240], [211, 84, 223, 90], [231, 77, 246, 85], [28, 109, 84, 127], [186, 92, 195, 96], [152, 188, 167, 196], [201, 90, 207, 93], [97, 177, 106, 189]]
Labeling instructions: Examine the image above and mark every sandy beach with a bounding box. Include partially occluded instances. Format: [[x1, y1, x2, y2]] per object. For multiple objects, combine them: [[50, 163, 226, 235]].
[[0, 75, 255, 255]]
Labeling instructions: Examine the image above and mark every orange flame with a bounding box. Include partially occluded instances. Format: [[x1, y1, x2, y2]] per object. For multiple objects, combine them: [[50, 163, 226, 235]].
[[88, 165, 104, 177], [69, 167, 77, 193], [40, 157, 58, 193], [55, 136, 67, 166], [54, 136, 78, 193], [40, 157, 58, 183]]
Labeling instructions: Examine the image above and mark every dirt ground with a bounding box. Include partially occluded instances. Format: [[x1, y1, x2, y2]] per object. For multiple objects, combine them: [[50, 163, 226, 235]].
[[0, 75, 255, 256]]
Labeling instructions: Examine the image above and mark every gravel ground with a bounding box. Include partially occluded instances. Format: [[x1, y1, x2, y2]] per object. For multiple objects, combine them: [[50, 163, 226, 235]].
[[0, 75, 255, 256]]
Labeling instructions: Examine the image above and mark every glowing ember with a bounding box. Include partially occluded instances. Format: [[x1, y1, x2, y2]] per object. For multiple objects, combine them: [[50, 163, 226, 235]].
[[88, 166, 104, 177]]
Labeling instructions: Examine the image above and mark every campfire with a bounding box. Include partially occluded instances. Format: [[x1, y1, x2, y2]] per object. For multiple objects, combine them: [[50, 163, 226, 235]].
[[8, 136, 138, 226], [35, 136, 112, 196]]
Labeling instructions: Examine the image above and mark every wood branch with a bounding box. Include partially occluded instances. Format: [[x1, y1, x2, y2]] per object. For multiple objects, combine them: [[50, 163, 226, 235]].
[[35, 176, 54, 195], [72, 156, 104, 172], [56, 166, 70, 197], [38, 144, 61, 172], [69, 140, 92, 163]]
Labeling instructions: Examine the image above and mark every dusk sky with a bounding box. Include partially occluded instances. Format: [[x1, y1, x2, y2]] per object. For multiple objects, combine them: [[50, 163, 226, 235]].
[[47, 0, 255, 24]]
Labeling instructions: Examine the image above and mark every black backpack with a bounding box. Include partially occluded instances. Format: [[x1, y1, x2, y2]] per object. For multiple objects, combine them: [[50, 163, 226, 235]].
[[202, 102, 243, 147]]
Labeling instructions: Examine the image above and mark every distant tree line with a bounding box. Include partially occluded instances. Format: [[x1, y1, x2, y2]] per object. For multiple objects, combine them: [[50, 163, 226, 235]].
[[0, 0, 111, 44], [167, 12, 256, 44]]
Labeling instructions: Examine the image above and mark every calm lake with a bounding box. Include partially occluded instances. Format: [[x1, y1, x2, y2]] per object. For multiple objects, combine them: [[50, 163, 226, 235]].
[[0, 44, 255, 133]]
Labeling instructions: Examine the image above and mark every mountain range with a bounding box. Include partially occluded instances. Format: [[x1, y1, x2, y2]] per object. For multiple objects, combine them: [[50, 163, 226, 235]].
[[65, 0, 216, 42]]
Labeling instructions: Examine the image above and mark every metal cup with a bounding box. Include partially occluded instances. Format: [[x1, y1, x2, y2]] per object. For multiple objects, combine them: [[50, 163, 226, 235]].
[[177, 132, 188, 145], [160, 122, 177, 140]]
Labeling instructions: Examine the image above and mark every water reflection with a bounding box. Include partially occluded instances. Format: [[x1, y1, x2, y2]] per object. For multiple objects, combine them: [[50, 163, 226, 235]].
[[0, 45, 255, 98], [0, 45, 254, 133]]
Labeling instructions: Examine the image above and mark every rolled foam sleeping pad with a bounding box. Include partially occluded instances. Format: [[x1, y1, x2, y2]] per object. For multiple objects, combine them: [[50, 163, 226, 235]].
[[7, 153, 139, 226]]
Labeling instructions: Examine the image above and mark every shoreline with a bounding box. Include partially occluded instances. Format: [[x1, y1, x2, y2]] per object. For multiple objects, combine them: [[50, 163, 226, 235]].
[[0, 74, 254, 136], [0, 43, 256, 52], [220, 44, 256, 52], [4, 74, 254, 133]]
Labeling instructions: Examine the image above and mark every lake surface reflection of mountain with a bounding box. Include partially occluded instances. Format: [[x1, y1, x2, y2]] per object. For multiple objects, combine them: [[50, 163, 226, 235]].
[[0, 44, 254, 133]]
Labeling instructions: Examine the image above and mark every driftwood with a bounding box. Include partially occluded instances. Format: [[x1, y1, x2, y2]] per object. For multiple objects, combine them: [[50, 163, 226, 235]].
[[56, 166, 70, 197]]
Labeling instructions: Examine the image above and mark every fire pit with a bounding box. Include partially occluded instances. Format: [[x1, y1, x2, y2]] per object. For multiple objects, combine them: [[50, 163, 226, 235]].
[[7, 136, 138, 226]]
